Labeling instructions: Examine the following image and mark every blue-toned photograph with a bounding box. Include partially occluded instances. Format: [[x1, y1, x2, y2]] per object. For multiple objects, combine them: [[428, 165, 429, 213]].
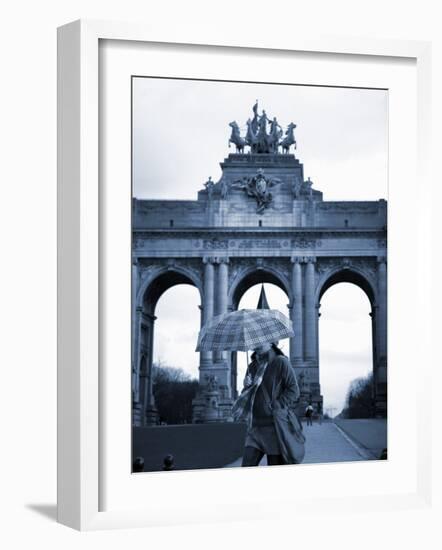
[[131, 77, 388, 473]]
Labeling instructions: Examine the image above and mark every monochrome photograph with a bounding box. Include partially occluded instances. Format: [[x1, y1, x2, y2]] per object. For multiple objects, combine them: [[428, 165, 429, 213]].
[[131, 76, 388, 472]]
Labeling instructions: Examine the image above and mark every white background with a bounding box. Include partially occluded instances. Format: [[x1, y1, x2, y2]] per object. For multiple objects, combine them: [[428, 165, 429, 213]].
[[0, 1, 441, 548]]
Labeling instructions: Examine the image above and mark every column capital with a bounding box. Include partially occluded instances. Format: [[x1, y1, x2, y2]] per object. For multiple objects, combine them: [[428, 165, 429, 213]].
[[132, 256, 139, 267], [377, 255, 387, 265], [306, 256, 316, 264], [202, 256, 216, 265], [290, 256, 304, 264], [215, 256, 229, 265]]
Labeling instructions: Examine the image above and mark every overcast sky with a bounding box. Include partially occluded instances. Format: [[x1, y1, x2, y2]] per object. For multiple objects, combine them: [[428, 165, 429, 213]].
[[133, 77, 387, 415]]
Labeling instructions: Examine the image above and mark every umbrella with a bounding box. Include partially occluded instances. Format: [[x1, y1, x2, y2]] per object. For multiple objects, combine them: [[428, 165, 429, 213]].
[[196, 308, 294, 352]]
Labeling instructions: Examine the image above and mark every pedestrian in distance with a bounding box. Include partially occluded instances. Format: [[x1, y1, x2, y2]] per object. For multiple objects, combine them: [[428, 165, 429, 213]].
[[305, 402, 314, 427]]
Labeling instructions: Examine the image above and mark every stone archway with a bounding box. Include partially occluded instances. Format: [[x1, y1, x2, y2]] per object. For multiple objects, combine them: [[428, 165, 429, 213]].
[[229, 265, 292, 311], [133, 266, 203, 426], [132, 139, 387, 426], [315, 260, 387, 416]]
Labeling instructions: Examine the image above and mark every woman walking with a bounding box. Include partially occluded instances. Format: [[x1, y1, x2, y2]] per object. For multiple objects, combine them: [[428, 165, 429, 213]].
[[196, 305, 305, 466], [233, 342, 300, 467]]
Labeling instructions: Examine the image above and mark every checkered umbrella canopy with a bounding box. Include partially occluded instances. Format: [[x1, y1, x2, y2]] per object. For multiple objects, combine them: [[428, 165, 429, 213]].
[[195, 309, 294, 352]]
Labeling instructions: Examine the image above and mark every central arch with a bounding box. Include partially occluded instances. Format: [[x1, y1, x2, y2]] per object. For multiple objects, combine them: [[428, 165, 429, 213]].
[[229, 265, 292, 311], [228, 266, 292, 397]]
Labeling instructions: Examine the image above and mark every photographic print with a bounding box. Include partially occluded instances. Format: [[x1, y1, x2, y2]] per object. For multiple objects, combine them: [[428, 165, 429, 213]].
[[131, 77, 388, 472]]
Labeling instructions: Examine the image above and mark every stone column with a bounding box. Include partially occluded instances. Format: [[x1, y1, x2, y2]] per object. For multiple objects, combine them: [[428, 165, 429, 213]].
[[290, 257, 304, 364], [133, 306, 142, 402], [132, 305, 143, 426], [193, 256, 232, 422], [144, 313, 158, 425], [200, 257, 215, 366], [216, 258, 229, 315], [376, 256, 388, 415], [304, 257, 317, 361], [215, 257, 229, 362], [131, 259, 138, 397]]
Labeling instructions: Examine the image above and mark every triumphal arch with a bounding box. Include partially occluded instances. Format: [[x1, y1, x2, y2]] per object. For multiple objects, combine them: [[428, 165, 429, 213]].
[[132, 104, 387, 426]]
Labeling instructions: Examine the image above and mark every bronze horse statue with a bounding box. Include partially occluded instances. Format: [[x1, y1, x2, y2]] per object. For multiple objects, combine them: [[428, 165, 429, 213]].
[[281, 122, 297, 154], [228, 121, 246, 153]]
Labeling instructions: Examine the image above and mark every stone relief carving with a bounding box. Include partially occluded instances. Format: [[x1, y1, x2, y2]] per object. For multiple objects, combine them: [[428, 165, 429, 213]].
[[137, 258, 204, 284], [228, 257, 291, 290], [316, 257, 378, 279], [291, 237, 321, 249], [203, 238, 228, 250], [231, 168, 283, 214]]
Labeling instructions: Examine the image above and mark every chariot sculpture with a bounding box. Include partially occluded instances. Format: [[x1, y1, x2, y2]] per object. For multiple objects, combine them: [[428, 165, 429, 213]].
[[228, 101, 297, 154]]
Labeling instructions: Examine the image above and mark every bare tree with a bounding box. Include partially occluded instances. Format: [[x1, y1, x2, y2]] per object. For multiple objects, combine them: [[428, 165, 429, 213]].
[[340, 372, 375, 419], [152, 363, 199, 424]]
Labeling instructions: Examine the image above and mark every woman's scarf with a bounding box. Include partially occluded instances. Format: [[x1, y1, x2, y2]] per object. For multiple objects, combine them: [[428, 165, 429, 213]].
[[231, 359, 268, 427]]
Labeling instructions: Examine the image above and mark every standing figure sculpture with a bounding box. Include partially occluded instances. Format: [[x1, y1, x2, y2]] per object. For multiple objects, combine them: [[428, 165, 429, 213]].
[[204, 176, 215, 200], [220, 178, 229, 200], [251, 100, 259, 135], [255, 110, 271, 153], [292, 176, 303, 199], [269, 117, 283, 154], [245, 118, 258, 153]]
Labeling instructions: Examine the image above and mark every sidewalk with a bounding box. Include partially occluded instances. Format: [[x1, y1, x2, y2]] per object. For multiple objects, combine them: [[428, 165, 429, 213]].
[[224, 421, 372, 467], [333, 418, 387, 458]]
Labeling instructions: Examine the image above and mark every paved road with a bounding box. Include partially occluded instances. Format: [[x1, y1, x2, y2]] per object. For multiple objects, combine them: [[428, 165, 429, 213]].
[[224, 421, 371, 467]]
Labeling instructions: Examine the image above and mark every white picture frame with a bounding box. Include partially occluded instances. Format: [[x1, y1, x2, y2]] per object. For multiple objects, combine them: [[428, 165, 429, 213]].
[[57, 19, 433, 531]]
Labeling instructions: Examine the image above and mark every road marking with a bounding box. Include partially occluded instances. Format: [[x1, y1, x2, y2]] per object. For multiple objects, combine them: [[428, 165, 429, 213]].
[[332, 422, 374, 460]]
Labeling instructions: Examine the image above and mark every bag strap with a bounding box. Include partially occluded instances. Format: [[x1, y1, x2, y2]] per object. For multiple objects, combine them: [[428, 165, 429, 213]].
[[260, 382, 273, 410]]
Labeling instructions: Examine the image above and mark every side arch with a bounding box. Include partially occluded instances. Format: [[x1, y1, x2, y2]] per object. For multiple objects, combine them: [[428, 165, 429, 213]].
[[136, 264, 203, 313], [315, 264, 377, 307]]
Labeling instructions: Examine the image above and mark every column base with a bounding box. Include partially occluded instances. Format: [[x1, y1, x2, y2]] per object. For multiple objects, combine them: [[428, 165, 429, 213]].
[[192, 390, 234, 423], [144, 404, 159, 426], [375, 391, 387, 418], [132, 401, 143, 427]]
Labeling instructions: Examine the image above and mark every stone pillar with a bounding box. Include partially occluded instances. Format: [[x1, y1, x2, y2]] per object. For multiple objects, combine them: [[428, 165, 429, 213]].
[[133, 306, 142, 403], [304, 257, 317, 361], [215, 257, 229, 363], [144, 313, 158, 426], [131, 259, 138, 399], [200, 257, 215, 366], [132, 300, 143, 426], [375, 256, 388, 416], [216, 258, 229, 315], [193, 256, 233, 422], [290, 256, 304, 364]]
